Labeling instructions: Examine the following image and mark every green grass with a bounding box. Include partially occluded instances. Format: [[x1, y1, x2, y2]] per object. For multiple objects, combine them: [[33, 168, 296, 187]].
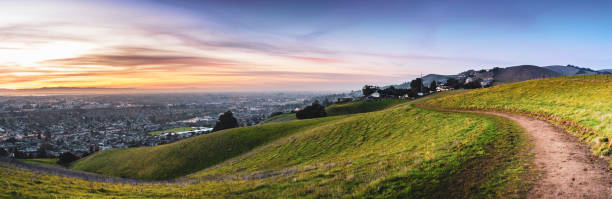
[[2, 96, 534, 198], [261, 99, 406, 125], [184, 103, 532, 198], [260, 113, 297, 124], [20, 158, 61, 168], [147, 127, 194, 136], [72, 116, 345, 180], [421, 74, 612, 160], [325, 99, 406, 116]]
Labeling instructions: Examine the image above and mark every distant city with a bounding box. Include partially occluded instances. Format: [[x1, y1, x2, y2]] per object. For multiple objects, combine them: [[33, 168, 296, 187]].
[[0, 92, 338, 158]]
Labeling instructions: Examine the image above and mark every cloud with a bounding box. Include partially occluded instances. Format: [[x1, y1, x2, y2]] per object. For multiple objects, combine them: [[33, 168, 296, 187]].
[[137, 26, 338, 56], [4, 0, 540, 91], [0, 23, 95, 44], [358, 52, 505, 63], [39, 45, 240, 69], [43, 54, 237, 67], [282, 55, 342, 63], [189, 70, 401, 81]]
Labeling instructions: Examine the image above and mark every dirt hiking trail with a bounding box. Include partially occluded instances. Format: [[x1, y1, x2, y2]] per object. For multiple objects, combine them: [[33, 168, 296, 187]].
[[484, 112, 612, 199]]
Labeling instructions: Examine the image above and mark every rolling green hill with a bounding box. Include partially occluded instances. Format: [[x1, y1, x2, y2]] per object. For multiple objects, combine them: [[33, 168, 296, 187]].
[[3, 75, 610, 198], [261, 99, 406, 124], [325, 99, 406, 116], [72, 116, 345, 180], [421, 74, 612, 159], [183, 103, 532, 198], [2, 96, 533, 198], [260, 113, 297, 124], [20, 158, 61, 168]]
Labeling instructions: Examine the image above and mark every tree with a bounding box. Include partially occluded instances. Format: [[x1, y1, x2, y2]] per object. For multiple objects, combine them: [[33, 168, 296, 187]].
[[269, 112, 284, 118], [380, 86, 395, 97], [429, 81, 438, 92], [362, 85, 379, 96], [422, 86, 430, 93], [296, 103, 327, 119], [36, 148, 48, 158], [0, 148, 8, 157], [464, 80, 482, 89], [410, 78, 423, 93], [213, 111, 239, 132], [379, 86, 413, 98], [322, 98, 332, 107], [44, 131, 52, 141], [445, 78, 461, 89], [57, 152, 79, 166]]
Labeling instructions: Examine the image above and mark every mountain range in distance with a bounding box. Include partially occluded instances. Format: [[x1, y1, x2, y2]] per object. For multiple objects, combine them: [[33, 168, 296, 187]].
[[1, 65, 610, 95], [393, 65, 612, 88]]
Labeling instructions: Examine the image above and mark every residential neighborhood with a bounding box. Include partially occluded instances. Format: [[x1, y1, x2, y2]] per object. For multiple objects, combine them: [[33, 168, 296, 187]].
[[0, 93, 321, 158]]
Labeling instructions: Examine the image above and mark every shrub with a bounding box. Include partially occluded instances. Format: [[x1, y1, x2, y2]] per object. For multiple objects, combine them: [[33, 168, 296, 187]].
[[269, 112, 284, 118], [0, 148, 8, 157], [463, 80, 482, 89], [213, 111, 239, 132], [57, 152, 79, 166], [296, 104, 327, 119]]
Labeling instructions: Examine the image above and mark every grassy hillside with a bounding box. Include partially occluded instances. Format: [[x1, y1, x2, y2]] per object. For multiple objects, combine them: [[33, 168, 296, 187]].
[[260, 113, 297, 124], [2, 98, 533, 198], [261, 99, 406, 124], [72, 116, 344, 180], [325, 99, 406, 116], [184, 103, 532, 198], [20, 158, 61, 168], [421, 74, 612, 158]]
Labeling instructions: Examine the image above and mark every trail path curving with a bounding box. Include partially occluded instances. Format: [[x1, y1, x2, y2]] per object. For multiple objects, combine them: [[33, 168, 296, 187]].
[[480, 111, 612, 199]]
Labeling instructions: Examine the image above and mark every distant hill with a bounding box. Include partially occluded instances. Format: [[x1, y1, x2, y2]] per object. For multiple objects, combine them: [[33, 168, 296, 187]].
[[394, 74, 458, 88], [494, 65, 561, 83], [393, 64, 607, 88], [544, 65, 599, 76], [421, 74, 459, 86], [598, 69, 612, 74]]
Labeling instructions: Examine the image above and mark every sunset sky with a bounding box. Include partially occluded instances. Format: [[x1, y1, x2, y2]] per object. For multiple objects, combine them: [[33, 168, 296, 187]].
[[1, 0, 612, 91]]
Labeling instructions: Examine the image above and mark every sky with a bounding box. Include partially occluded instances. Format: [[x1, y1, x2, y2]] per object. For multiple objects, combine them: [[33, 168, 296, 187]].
[[1, 0, 611, 91]]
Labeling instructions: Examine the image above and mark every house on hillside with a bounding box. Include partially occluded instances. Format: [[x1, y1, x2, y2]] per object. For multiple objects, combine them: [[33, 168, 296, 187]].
[[370, 91, 380, 98], [436, 86, 451, 92], [465, 77, 476, 84], [364, 91, 381, 101], [481, 78, 494, 87]]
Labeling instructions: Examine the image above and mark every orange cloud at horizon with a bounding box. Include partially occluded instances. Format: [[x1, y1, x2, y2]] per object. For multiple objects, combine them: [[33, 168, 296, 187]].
[[0, 29, 411, 91], [0, 1, 442, 91]]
